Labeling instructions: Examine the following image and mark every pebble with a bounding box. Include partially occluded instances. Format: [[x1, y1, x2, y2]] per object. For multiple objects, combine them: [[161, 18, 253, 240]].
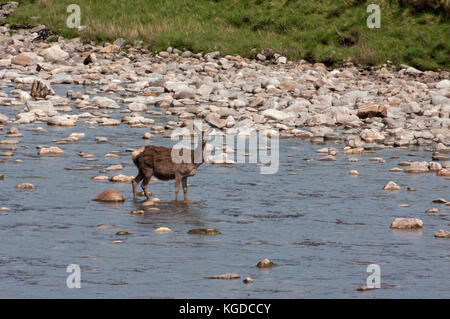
[[434, 230, 450, 238], [206, 273, 240, 280], [187, 228, 221, 235], [15, 183, 36, 189], [383, 181, 401, 191], [154, 227, 172, 233], [256, 258, 277, 268], [116, 231, 132, 236]]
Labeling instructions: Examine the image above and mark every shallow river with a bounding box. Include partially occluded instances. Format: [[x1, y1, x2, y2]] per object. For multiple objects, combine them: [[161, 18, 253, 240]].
[[0, 85, 449, 298]]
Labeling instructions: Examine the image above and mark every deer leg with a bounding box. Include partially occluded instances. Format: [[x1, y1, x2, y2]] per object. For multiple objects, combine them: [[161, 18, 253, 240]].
[[174, 174, 181, 201], [132, 172, 144, 200], [182, 176, 188, 201], [141, 168, 153, 200]]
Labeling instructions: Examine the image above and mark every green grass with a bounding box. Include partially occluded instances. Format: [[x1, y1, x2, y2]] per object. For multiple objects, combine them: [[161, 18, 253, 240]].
[[1, 0, 449, 70]]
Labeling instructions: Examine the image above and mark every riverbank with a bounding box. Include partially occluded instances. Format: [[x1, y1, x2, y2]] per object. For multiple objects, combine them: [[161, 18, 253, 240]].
[[1, 0, 449, 71]]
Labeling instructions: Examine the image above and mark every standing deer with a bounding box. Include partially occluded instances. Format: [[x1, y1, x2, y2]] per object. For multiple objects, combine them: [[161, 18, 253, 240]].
[[131, 129, 208, 201]]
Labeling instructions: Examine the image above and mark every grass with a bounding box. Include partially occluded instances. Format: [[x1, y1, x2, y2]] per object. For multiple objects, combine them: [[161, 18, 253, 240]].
[[1, 0, 449, 70]]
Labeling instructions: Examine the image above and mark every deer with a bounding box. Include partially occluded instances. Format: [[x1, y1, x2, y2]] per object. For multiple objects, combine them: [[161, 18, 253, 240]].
[[131, 128, 209, 202]]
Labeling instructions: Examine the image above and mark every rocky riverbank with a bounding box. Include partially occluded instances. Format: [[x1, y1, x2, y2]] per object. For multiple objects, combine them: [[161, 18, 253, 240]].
[[2, 3, 449, 150]]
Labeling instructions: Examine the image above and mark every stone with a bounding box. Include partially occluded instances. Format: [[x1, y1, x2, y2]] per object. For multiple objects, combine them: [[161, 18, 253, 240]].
[[187, 228, 221, 235], [92, 96, 120, 109], [426, 208, 440, 214], [41, 45, 69, 60], [319, 155, 336, 161], [404, 161, 429, 173], [116, 231, 132, 236], [38, 147, 65, 156], [11, 54, 34, 66], [206, 273, 240, 280], [262, 109, 293, 122], [143, 132, 154, 139], [383, 181, 401, 191], [390, 218, 423, 229], [106, 164, 123, 171], [434, 230, 450, 238], [0, 113, 8, 124], [154, 227, 172, 233], [93, 188, 125, 202], [15, 183, 35, 189], [349, 170, 359, 175], [128, 102, 147, 112], [130, 210, 144, 215], [432, 198, 447, 204], [6, 127, 22, 137], [256, 258, 277, 268], [357, 286, 377, 291], [205, 113, 226, 129], [243, 277, 254, 284], [95, 137, 108, 143], [109, 174, 134, 183], [357, 102, 387, 119], [97, 224, 115, 229], [91, 175, 109, 181], [100, 44, 121, 53], [437, 169, 450, 176], [26, 100, 54, 113]]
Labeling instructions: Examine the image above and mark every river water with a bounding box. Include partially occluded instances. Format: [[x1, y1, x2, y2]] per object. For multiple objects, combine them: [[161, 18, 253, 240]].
[[0, 85, 449, 298]]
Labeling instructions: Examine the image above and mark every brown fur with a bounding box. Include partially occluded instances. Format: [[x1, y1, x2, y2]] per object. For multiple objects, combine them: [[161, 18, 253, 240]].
[[132, 136, 207, 201]]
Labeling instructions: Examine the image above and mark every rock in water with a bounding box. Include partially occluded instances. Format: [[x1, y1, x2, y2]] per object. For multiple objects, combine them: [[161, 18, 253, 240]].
[[154, 227, 172, 233], [243, 277, 254, 284], [38, 147, 65, 156], [390, 218, 423, 229], [383, 181, 401, 191], [187, 228, 221, 235], [256, 258, 277, 268], [92, 189, 125, 202], [434, 230, 450, 238], [206, 273, 240, 280], [404, 161, 429, 173], [15, 183, 36, 189], [357, 285, 377, 291], [116, 231, 132, 236]]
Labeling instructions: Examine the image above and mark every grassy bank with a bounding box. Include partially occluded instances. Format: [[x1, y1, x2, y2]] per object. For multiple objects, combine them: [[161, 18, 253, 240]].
[[1, 0, 449, 70]]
